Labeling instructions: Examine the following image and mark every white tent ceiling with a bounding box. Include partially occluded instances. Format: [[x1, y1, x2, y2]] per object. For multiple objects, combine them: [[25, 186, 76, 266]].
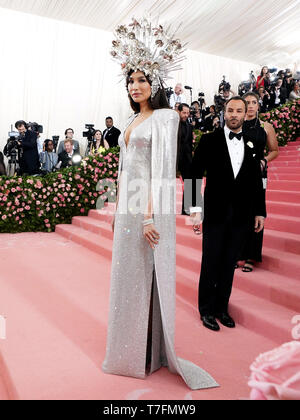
[[0, 0, 299, 68]]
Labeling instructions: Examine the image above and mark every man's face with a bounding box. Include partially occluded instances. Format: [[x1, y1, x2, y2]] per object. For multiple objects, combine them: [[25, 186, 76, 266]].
[[17, 124, 26, 135], [106, 119, 113, 129], [175, 84, 182, 95], [277, 80, 283, 88], [179, 106, 190, 122], [225, 100, 246, 131], [66, 130, 74, 139], [65, 142, 73, 154]]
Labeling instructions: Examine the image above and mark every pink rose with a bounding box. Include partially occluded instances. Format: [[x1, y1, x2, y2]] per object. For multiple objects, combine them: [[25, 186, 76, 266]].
[[249, 341, 300, 400]]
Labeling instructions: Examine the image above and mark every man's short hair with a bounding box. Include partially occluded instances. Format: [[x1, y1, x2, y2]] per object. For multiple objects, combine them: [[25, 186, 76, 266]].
[[106, 117, 113, 121], [65, 128, 74, 136], [225, 96, 248, 113], [178, 103, 190, 112], [64, 139, 73, 146], [15, 120, 27, 129]]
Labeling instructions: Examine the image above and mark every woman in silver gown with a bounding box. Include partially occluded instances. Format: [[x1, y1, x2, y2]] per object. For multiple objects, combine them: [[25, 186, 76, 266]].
[[102, 18, 218, 391], [102, 71, 218, 391]]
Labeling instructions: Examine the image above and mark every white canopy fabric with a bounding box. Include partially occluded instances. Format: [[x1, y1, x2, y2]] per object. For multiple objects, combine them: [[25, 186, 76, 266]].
[[0, 0, 299, 67]]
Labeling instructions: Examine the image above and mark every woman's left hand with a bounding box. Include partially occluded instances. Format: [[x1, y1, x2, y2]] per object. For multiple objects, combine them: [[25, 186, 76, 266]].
[[144, 224, 160, 250]]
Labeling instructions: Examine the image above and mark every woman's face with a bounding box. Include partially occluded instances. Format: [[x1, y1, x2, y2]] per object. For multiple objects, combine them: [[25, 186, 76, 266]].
[[245, 95, 259, 118], [294, 82, 299, 92], [95, 131, 102, 141], [262, 66, 268, 75], [128, 71, 152, 104]]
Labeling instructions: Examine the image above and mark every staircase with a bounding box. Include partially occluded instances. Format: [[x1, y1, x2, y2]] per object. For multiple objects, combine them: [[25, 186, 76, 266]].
[[56, 140, 300, 346], [0, 140, 299, 400]]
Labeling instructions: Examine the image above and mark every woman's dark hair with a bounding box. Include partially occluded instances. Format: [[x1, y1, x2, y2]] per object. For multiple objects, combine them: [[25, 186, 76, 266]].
[[44, 139, 53, 150], [93, 130, 105, 147], [126, 70, 170, 113], [243, 92, 259, 102], [65, 128, 74, 137], [260, 66, 269, 77]]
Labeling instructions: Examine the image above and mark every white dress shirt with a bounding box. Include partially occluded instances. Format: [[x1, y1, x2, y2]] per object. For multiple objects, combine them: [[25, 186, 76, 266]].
[[169, 93, 187, 108], [224, 125, 245, 179]]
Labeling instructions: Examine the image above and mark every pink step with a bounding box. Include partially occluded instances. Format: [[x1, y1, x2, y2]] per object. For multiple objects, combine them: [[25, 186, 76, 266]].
[[266, 189, 300, 203], [176, 266, 296, 344], [73, 216, 113, 240], [267, 180, 300, 192], [275, 155, 300, 161], [268, 167, 300, 174], [265, 213, 300, 234], [268, 161, 300, 167], [263, 229, 300, 255], [175, 241, 300, 281], [266, 200, 300, 217], [268, 173, 300, 181]]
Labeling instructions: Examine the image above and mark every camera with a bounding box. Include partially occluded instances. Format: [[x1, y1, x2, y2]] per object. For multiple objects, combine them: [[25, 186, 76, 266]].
[[83, 124, 96, 143], [219, 76, 231, 93], [4, 128, 22, 176], [28, 122, 43, 134], [165, 87, 174, 100]]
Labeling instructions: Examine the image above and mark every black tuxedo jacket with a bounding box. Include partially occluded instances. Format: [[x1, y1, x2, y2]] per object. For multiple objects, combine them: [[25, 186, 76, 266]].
[[269, 87, 287, 108], [192, 128, 266, 224], [177, 121, 193, 179], [103, 126, 121, 148], [20, 130, 40, 175]]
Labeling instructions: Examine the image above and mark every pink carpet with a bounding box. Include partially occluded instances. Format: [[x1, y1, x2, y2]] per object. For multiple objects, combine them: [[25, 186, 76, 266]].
[[0, 140, 299, 400]]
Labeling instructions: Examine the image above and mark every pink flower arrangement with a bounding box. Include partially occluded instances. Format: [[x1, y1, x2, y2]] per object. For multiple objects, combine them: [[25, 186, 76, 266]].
[[249, 341, 300, 400]]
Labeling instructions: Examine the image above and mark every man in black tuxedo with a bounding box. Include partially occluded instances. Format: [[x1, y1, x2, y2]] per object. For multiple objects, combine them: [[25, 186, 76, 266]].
[[190, 97, 266, 331], [103, 117, 121, 148], [177, 103, 193, 215]]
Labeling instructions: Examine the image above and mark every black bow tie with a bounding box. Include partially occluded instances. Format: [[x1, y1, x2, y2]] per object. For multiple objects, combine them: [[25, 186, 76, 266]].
[[229, 131, 243, 141]]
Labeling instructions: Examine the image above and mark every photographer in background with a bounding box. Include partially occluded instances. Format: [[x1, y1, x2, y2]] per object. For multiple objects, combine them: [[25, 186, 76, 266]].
[[269, 78, 287, 108], [169, 83, 187, 109], [57, 128, 80, 155], [58, 139, 81, 169], [15, 120, 40, 176], [204, 105, 217, 132], [0, 152, 6, 176], [40, 139, 59, 174], [256, 66, 271, 92], [257, 86, 271, 113]]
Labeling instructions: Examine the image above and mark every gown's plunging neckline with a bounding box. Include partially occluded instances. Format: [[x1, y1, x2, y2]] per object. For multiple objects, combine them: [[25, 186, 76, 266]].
[[124, 112, 154, 150]]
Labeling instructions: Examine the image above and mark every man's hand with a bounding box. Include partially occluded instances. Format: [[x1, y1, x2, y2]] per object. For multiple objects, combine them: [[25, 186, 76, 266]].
[[255, 216, 265, 233]]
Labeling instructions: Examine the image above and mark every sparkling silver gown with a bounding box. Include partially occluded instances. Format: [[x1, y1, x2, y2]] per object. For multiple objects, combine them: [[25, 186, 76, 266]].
[[102, 109, 218, 390]]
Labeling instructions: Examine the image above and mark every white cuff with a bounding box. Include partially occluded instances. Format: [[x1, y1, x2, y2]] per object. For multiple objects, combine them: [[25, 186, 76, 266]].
[[190, 207, 202, 213]]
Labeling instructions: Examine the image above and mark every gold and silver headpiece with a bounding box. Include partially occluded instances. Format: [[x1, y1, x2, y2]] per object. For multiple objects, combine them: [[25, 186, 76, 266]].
[[110, 17, 186, 97]]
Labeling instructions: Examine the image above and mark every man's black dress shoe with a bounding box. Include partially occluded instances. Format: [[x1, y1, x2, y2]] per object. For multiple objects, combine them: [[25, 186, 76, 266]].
[[216, 313, 236, 328], [201, 315, 220, 331]]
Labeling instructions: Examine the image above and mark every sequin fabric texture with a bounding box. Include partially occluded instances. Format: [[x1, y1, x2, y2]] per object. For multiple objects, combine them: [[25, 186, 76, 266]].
[[102, 109, 218, 390]]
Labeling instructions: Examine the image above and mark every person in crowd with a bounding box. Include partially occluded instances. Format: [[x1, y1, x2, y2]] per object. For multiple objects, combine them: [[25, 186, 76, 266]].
[[257, 86, 271, 113], [289, 81, 300, 102], [204, 105, 217, 131], [40, 139, 59, 174], [103, 16, 217, 390], [169, 83, 187, 109], [57, 128, 80, 155], [58, 139, 80, 168], [174, 102, 181, 112], [191, 110, 205, 131], [103, 117, 121, 148], [212, 116, 221, 131], [269, 79, 288, 108], [177, 103, 193, 216], [190, 97, 266, 332], [283, 72, 294, 97], [256, 66, 271, 92], [88, 130, 110, 156], [15, 120, 40, 176], [237, 92, 279, 273], [0, 152, 6, 176]]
